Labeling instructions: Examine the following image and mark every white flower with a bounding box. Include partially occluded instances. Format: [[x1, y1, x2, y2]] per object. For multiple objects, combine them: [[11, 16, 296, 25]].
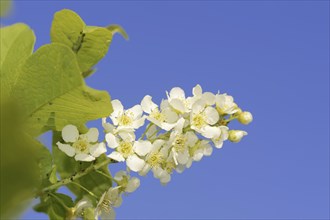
[[141, 95, 178, 131], [212, 126, 229, 148], [228, 130, 248, 143], [139, 140, 169, 180], [190, 100, 220, 139], [108, 99, 145, 131], [186, 140, 213, 168], [168, 118, 197, 166], [56, 125, 106, 162], [215, 94, 238, 115], [186, 84, 216, 108], [114, 171, 140, 193], [166, 87, 190, 113], [95, 187, 122, 220], [106, 132, 152, 172], [73, 197, 93, 219]]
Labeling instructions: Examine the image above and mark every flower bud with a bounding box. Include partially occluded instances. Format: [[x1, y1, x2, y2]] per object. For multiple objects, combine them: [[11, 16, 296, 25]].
[[238, 111, 253, 125], [228, 130, 247, 143]]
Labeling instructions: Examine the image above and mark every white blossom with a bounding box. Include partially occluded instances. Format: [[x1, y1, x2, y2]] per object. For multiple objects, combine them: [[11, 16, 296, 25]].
[[141, 95, 178, 131], [95, 187, 122, 220], [108, 100, 145, 132], [56, 125, 106, 162], [114, 171, 140, 193], [190, 100, 220, 139], [106, 132, 152, 172], [215, 93, 238, 115]]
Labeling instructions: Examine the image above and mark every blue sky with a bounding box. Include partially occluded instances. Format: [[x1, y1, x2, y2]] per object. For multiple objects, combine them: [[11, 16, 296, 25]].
[[2, 1, 329, 219]]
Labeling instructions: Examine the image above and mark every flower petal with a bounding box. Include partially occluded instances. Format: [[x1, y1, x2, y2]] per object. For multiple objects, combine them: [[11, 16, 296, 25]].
[[126, 177, 140, 193], [105, 133, 119, 149], [201, 126, 221, 139], [126, 105, 143, 120], [169, 87, 185, 99], [141, 95, 157, 114], [75, 153, 95, 162], [169, 99, 185, 113], [126, 155, 145, 172], [89, 142, 107, 157], [133, 140, 152, 156], [107, 151, 125, 162], [202, 92, 216, 105], [62, 125, 79, 142], [111, 99, 124, 117], [205, 107, 219, 125], [85, 127, 99, 142], [57, 142, 75, 157], [193, 84, 202, 97]]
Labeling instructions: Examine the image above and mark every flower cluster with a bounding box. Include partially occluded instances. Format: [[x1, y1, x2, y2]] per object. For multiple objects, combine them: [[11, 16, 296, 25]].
[[102, 84, 252, 184], [56, 85, 252, 219]]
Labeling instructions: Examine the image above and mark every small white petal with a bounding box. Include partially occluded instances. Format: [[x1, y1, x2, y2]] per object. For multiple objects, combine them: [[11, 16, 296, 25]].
[[192, 99, 206, 114], [105, 133, 119, 149], [111, 100, 124, 117], [193, 84, 202, 97], [133, 140, 153, 156], [126, 105, 143, 120], [169, 99, 186, 113], [89, 143, 107, 158], [126, 177, 140, 193], [177, 150, 189, 165], [85, 127, 99, 142], [141, 95, 157, 114], [57, 142, 75, 157], [202, 92, 216, 105], [114, 171, 126, 181], [201, 126, 221, 139], [126, 155, 145, 172], [160, 173, 171, 184], [169, 87, 185, 99], [107, 151, 125, 162], [203, 144, 213, 156], [62, 125, 79, 143], [193, 150, 204, 161], [205, 107, 219, 125], [163, 108, 178, 123], [75, 153, 95, 162], [132, 117, 145, 129]]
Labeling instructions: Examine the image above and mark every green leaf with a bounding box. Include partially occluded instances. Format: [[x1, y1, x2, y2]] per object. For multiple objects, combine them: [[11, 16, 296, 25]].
[[50, 9, 85, 50], [106, 24, 129, 40], [75, 27, 113, 73], [12, 43, 83, 118], [51, 9, 122, 73], [25, 85, 113, 136], [34, 193, 74, 220], [52, 132, 113, 200], [0, 23, 35, 100], [11, 43, 112, 136]]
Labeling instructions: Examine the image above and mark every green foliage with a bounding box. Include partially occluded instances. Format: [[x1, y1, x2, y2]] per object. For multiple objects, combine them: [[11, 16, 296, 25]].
[[51, 9, 128, 73], [34, 192, 74, 220], [1, 8, 121, 219], [0, 23, 35, 100]]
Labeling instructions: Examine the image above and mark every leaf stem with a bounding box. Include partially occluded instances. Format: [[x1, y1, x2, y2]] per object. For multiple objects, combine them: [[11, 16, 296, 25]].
[[69, 182, 98, 199], [139, 123, 152, 140]]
